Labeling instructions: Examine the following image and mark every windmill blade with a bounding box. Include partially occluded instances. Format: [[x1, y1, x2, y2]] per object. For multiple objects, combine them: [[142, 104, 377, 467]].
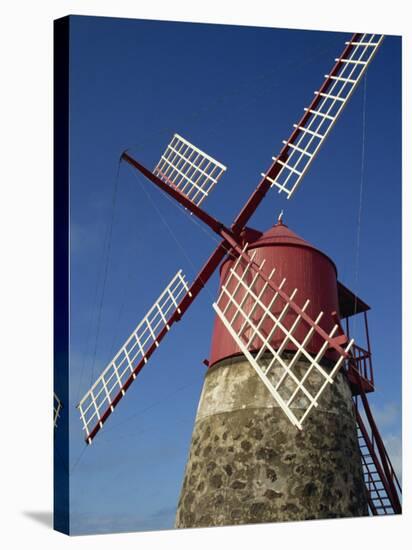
[[54, 392, 62, 429], [213, 245, 354, 429], [153, 133, 227, 207], [264, 33, 384, 199], [78, 270, 192, 444]]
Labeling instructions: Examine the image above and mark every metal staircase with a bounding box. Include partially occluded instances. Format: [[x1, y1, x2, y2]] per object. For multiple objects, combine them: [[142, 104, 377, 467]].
[[354, 395, 402, 515]]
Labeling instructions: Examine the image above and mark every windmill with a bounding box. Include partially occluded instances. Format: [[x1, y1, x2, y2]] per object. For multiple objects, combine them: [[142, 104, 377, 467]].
[[76, 32, 401, 524]]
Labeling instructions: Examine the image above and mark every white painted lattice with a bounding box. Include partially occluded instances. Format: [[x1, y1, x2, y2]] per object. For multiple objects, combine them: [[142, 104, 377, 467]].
[[153, 133, 226, 206], [78, 270, 191, 442], [54, 392, 62, 429], [266, 33, 384, 199], [213, 247, 354, 429]]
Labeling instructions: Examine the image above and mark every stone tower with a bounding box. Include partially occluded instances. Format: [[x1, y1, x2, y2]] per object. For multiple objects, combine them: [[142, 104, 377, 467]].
[[175, 222, 368, 528]]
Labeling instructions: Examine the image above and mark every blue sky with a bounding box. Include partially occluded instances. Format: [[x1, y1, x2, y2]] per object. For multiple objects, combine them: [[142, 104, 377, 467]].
[[59, 17, 401, 534]]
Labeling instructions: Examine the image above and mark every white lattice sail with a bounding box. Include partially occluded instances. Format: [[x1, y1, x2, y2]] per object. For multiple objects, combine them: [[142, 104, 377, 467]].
[[78, 270, 191, 443], [54, 392, 62, 429], [153, 133, 227, 206], [213, 246, 354, 429], [265, 33, 384, 199]]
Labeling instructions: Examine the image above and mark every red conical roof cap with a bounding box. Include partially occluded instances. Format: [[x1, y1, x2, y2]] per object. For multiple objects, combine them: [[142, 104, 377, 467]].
[[248, 219, 337, 274], [251, 219, 315, 249]]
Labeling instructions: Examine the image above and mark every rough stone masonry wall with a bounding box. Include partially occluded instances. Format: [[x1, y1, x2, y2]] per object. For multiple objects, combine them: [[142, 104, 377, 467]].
[[175, 354, 368, 528]]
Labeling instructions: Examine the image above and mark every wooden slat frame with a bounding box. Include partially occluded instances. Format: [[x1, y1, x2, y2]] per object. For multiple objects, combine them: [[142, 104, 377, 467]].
[[77, 270, 191, 442], [153, 133, 226, 206], [213, 246, 354, 428], [266, 33, 384, 198]]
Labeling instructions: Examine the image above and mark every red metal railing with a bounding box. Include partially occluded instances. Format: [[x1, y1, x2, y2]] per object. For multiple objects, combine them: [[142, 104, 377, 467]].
[[352, 344, 373, 384], [342, 311, 374, 394]]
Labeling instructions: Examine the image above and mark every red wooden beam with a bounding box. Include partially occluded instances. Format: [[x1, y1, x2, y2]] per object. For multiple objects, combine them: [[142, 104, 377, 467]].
[[122, 151, 231, 238], [231, 33, 361, 232]]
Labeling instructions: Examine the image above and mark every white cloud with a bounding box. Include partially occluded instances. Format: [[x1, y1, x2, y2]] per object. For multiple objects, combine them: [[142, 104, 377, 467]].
[[373, 401, 400, 429], [69, 506, 176, 535], [70, 220, 105, 258], [383, 432, 402, 483]]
